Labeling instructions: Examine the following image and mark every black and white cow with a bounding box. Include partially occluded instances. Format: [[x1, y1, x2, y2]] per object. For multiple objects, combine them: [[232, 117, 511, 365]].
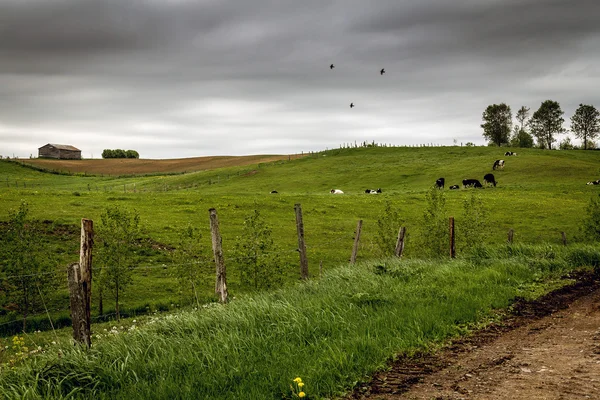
[[270, 190, 278, 194], [330, 189, 344, 194], [504, 151, 517, 156], [587, 180, 600, 185], [463, 179, 483, 188], [483, 173, 497, 187], [492, 159, 505, 170], [449, 185, 460, 190], [365, 188, 382, 194], [435, 177, 445, 189]]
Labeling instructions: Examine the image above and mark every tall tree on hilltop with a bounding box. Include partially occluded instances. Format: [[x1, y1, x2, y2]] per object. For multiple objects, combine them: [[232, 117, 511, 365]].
[[481, 103, 512, 146], [570, 104, 599, 150], [529, 100, 565, 150], [516, 106, 530, 131]]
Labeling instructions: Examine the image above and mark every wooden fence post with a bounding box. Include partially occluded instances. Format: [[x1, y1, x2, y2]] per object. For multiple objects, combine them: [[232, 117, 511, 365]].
[[394, 227, 406, 258], [508, 229, 514, 244], [68, 263, 85, 345], [449, 217, 456, 259], [68, 218, 93, 348], [209, 208, 228, 303], [350, 220, 363, 264], [294, 204, 309, 280], [561, 231, 567, 246]]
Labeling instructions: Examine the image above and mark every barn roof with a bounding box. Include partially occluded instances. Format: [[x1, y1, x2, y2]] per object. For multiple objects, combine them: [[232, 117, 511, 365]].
[[39, 143, 81, 151]]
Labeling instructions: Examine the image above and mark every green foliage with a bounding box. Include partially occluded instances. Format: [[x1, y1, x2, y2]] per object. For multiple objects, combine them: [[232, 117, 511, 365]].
[[232, 208, 283, 291], [529, 100, 565, 150], [510, 127, 534, 148], [565, 246, 600, 275], [458, 191, 489, 255], [102, 149, 140, 159], [420, 186, 448, 258], [579, 195, 600, 242], [559, 136, 575, 150], [570, 103, 600, 150], [97, 206, 141, 320], [516, 106, 530, 130], [374, 200, 404, 257], [481, 103, 512, 146], [173, 225, 207, 308], [0, 202, 53, 331]]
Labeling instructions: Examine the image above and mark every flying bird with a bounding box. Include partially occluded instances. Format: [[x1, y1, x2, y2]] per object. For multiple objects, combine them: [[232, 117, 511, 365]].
[[380, 68, 385, 75], [330, 64, 335, 69], [350, 103, 354, 108]]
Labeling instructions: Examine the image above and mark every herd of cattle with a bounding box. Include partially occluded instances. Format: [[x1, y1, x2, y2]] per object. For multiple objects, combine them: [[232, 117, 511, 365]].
[[272, 150, 599, 194]]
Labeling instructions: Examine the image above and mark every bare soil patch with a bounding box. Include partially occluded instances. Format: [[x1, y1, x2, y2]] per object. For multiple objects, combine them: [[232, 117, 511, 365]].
[[349, 271, 600, 400], [21, 154, 303, 176]]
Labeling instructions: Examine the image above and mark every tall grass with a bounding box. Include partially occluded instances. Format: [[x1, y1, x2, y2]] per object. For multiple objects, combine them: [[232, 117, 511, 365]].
[[1, 244, 597, 399]]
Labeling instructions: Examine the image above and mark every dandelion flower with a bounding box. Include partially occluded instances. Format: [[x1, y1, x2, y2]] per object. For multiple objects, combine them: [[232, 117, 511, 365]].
[[298, 382, 304, 388], [293, 377, 302, 383], [298, 392, 306, 398]]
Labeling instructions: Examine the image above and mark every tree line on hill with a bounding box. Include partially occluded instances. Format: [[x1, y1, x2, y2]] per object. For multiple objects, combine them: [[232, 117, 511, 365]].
[[481, 101, 600, 150], [101, 149, 140, 159]]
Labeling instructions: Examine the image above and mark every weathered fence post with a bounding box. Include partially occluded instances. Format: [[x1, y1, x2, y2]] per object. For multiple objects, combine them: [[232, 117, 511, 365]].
[[561, 231, 567, 246], [449, 217, 456, 258], [294, 204, 309, 280], [350, 220, 363, 264], [209, 208, 228, 303], [394, 227, 406, 258], [508, 229, 514, 244], [68, 218, 93, 348], [80, 218, 93, 320]]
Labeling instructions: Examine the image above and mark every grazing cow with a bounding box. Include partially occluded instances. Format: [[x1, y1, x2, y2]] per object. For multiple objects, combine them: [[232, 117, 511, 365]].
[[435, 177, 445, 189], [587, 180, 600, 185], [483, 173, 497, 187], [504, 151, 517, 156], [463, 179, 483, 188], [449, 185, 460, 190], [270, 190, 278, 194], [330, 189, 344, 194], [492, 159, 505, 170], [365, 188, 382, 194]]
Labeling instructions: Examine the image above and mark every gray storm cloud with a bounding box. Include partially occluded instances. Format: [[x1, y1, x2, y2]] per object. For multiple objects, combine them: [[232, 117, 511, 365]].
[[0, 0, 599, 158]]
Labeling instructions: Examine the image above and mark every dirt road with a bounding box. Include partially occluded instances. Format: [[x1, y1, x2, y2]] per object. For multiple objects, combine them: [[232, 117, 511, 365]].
[[350, 272, 600, 400]]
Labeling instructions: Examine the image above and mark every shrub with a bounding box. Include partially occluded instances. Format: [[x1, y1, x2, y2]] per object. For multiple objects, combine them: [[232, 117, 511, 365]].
[[419, 186, 448, 258], [579, 195, 600, 242], [458, 191, 489, 255], [232, 208, 283, 291], [375, 200, 404, 257]]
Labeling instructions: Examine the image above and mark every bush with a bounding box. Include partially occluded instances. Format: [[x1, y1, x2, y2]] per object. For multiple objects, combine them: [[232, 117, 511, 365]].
[[102, 149, 140, 159], [458, 191, 489, 255], [375, 200, 404, 257], [419, 186, 448, 258], [579, 195, 600, 242], [566, 247, 600, 275], [232, 208, 283, 291]]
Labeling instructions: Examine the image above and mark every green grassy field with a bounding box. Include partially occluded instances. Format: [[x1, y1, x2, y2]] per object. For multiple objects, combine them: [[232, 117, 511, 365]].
[[0, 146, 599, 331], [1, 146, 600, 398]]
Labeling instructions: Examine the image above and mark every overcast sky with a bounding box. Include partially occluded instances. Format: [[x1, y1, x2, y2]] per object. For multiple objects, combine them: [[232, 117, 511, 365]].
[[1, 0, 599, 159]]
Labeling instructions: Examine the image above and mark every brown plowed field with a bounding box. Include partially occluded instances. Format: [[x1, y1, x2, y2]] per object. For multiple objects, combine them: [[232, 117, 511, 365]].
[[21, 154, 303, 176], [348, 271, 600, 400]]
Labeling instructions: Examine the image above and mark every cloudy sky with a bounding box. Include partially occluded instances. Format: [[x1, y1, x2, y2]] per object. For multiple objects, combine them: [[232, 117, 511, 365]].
[[1, 0, 599, 159]]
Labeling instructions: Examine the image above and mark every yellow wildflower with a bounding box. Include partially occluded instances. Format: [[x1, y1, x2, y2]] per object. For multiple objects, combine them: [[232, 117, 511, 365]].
[[298, 382, 304, 388], [298, 392, 305, 398], [293, 377, 302, 383]]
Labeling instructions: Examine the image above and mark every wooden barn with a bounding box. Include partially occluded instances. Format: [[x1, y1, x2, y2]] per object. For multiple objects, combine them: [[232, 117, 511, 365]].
[[38, 144, 82, 160]]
